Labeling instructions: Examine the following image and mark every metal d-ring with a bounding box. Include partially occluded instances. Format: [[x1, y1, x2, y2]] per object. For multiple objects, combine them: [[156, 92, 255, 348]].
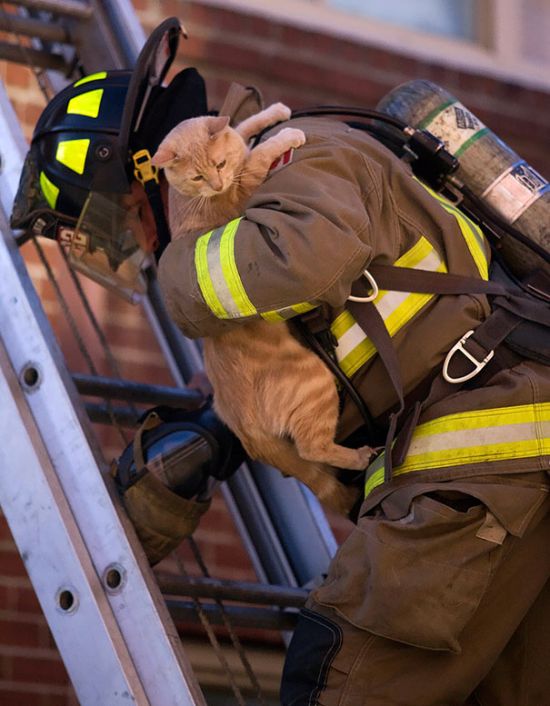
[[348, 269, 379, 303]]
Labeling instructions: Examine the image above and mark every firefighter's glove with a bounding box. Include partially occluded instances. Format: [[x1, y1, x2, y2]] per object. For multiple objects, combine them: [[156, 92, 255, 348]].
[[112, 401, 244, 565]]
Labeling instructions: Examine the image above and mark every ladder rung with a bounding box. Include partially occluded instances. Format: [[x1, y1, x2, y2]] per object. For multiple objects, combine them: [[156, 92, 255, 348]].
[[166, 600, 300, 632], [9, 0, 92, 20], [156, 573, 309, 608], [0, 40, 68, 71], [0, 13, 72, 44], [73, 372, 204, 409]]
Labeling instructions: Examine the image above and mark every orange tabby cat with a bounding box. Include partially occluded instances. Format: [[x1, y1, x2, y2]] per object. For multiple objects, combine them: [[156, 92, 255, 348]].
[[152, 103, 372, 515]]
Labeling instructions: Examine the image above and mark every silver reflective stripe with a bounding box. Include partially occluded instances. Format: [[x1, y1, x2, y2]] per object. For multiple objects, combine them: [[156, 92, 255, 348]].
[[365, 403, 550, 498], [206, 225, 244, 318]]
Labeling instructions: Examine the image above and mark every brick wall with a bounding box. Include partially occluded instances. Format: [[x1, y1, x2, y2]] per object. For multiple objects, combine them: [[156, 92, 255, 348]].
[[1, 1, 549, 703], [136, 0, 550, 174]]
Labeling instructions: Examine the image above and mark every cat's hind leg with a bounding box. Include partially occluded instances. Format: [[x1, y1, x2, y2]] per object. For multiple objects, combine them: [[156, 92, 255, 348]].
[[242, 433, 361, 517], [283, 373, 374, 471]]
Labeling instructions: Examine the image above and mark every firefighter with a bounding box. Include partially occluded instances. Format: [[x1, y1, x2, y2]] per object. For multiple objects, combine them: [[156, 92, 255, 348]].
[[160, 113, 550, 706], [11, 18, 550, 706]]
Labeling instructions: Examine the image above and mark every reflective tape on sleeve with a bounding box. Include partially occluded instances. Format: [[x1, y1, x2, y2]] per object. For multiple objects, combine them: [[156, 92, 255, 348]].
[[195, 219, 256, 319], [332, 236, 446, 377], [261, 301, 317, 322], [364, 402, 550, 498], [195, 218, 317, 322]]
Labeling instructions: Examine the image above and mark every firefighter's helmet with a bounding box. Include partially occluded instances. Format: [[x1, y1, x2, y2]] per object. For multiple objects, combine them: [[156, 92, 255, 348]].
[[10, 17, 208, 299]]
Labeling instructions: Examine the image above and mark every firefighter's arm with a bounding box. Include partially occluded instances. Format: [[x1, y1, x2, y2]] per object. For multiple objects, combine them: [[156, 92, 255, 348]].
[[158, 134, 378, 339]]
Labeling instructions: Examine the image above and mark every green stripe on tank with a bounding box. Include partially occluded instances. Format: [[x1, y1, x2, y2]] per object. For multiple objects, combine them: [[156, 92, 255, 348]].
[[455, 127, 489, 157], [418, 99, 455, 130]]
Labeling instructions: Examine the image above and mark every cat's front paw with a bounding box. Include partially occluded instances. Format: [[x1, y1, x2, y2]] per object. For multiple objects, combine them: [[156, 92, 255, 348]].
[[277, 127, 306, 149], [267, 102, 292, 123]]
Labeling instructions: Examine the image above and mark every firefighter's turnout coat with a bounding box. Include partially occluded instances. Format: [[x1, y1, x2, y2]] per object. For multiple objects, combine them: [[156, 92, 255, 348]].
[[159, 117, 549, 652]]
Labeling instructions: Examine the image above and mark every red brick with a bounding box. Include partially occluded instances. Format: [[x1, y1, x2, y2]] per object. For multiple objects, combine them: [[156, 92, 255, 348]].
[[0, 685, 73, 706], [0, 619, 45, 649], [11, 654, 70, 685], [0, 552, 29, 579]]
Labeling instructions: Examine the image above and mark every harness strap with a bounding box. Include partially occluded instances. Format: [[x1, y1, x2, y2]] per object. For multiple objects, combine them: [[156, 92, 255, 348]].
[[347, 280, 407, 482], [348, 263, 550, 478]]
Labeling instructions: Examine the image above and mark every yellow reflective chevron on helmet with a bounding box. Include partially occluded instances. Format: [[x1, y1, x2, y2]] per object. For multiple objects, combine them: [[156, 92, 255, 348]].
[[364, 402, 550, 498], [39, 170, 59, 209], [67, 89, 104, 118], [73, 71, 107, 87], [56, 138, 90, 175], [332, 236, 447, 377]]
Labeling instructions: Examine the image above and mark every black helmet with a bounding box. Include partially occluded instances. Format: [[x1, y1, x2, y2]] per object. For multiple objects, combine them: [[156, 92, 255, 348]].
[[11, 18, 208, 299]]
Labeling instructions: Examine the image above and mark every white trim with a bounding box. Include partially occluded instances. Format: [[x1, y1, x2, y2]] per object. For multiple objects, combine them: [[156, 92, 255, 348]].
[[194, 0, 550, 92]]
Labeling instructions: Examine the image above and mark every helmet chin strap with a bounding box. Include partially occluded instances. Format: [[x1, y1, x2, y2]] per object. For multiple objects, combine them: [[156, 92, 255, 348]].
[[132, 148, 171, 261], [144, 180, 171, 261]]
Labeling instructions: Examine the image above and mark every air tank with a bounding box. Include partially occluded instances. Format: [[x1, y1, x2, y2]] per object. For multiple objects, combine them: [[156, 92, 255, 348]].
[[377, 79, 550, 277]]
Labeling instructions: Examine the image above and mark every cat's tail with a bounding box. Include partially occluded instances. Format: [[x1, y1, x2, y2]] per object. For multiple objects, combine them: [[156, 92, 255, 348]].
[[245, 434, 362, 517]]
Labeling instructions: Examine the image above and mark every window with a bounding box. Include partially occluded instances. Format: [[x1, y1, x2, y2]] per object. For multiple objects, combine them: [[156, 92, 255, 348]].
[[325, 0, 479, 41], [203, 0, 550, 90]]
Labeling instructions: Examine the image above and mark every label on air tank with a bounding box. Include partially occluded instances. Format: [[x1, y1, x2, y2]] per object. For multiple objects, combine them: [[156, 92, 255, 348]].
[[421, 100, 489, 156], [482, 161, 549, 223]]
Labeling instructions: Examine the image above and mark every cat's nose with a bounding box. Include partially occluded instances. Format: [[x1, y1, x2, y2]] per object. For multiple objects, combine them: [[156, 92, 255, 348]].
[[210, 179, 224, 192]]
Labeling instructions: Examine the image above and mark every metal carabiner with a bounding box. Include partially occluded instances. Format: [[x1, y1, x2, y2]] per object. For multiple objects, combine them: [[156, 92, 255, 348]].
[[348, 269, 379, 303], [442, 330, 494, 384]]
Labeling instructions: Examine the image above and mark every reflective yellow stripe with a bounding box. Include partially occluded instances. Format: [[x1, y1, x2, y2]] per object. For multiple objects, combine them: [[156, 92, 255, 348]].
[[219, 218, 256, 316], [415, 178, 489, 280], [196, 219, 257, 319], [39, 171, 59, 209], [73, 71, 107, 87], [195, 230, 228, 319], [55, 138, 90, 175], [67, 89, 104, 118], [332, 236, 446, 377], [261, 301, 317, 322], [364, 403, 550, 498], [331, 310, 376, 377], [196, 218, 317, 322]]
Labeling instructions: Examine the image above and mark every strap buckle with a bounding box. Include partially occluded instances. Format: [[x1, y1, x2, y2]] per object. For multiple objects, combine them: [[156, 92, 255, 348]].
[[443, 329, 494, 384], [348, 269, 379, 303], [132, 148, 159, 185]]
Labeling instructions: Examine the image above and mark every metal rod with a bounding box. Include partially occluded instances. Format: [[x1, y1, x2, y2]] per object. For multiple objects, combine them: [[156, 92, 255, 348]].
[[73, 373, 204, 409], [0, 13, 71, 43], [165, 601, 300, 632], [9, 0, 92, 19], [156, 574, 309, 608], [85, 402, 140, 428], [0, 41, 68, 71]]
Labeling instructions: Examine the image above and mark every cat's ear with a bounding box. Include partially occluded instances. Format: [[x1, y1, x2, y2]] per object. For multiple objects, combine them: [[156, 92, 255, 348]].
[[151, 145, 177, 167], [208, 115, 230, 138]]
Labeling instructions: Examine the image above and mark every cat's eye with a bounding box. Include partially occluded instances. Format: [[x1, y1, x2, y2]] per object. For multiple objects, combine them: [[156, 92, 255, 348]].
[[216, 160, 226, 170], [192, 175, 204, 181]]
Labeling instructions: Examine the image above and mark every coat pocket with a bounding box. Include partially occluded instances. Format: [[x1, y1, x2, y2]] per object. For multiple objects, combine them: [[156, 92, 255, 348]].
[[313, 491, 504, 653]]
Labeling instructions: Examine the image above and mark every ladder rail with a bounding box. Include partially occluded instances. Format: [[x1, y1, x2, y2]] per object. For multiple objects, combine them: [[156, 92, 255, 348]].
[[0, 77, 206, 706]]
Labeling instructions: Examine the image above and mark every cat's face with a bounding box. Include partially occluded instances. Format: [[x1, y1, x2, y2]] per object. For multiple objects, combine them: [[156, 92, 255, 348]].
[[151, 116, 247, 198]]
